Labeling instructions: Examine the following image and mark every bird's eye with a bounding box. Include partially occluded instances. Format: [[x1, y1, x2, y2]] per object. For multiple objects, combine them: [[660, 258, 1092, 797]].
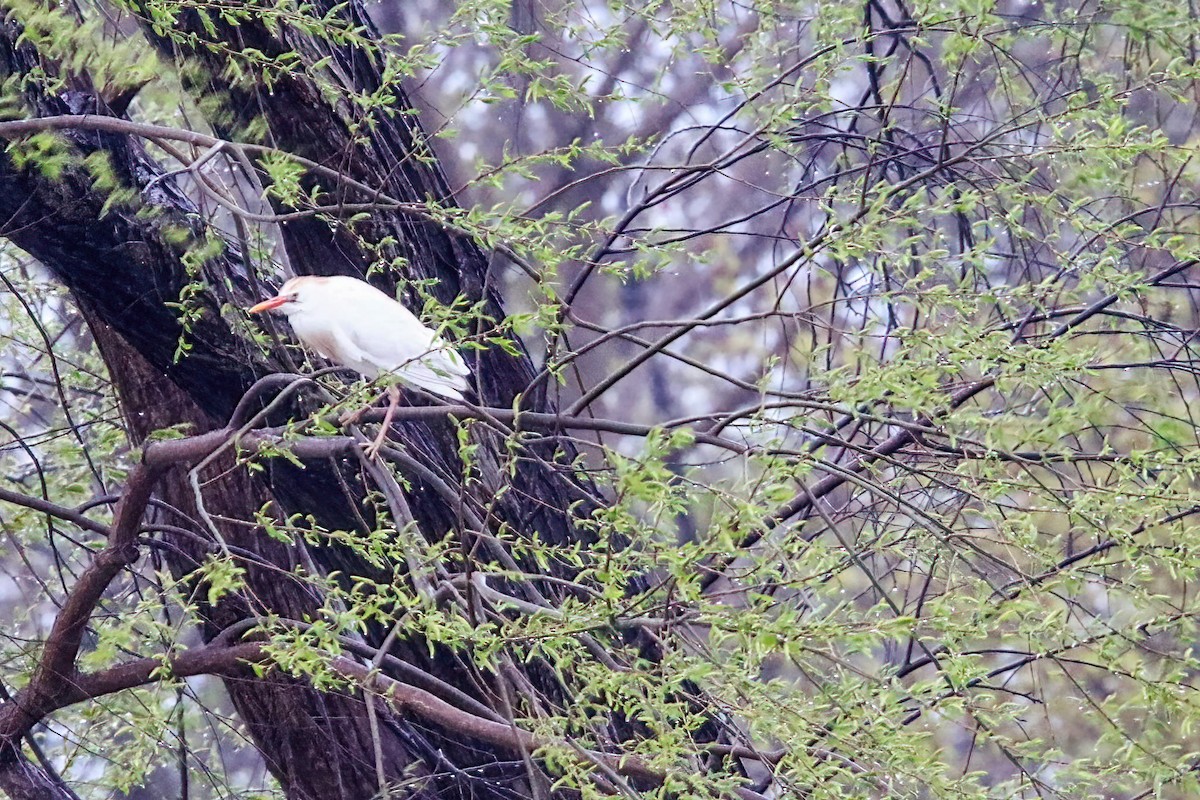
[[288, 293, 300, 302]]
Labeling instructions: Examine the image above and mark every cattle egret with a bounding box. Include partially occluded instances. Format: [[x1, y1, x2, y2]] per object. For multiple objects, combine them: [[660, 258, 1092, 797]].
[[248, 274, 470, 456]]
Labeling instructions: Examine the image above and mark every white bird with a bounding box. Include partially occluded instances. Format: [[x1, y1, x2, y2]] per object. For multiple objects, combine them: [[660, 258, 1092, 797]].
[[248, 274, 470, 455]]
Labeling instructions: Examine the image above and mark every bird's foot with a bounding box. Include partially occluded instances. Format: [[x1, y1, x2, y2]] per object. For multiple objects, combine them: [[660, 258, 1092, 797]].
[[363, 427, 390, 460]]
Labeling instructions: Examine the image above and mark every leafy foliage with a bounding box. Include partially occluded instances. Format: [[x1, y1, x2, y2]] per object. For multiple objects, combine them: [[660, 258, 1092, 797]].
[[4, 0, 1200, 798]]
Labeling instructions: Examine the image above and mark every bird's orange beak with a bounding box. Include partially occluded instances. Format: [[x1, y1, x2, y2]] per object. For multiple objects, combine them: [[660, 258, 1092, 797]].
[[247, 295, 288, 314]]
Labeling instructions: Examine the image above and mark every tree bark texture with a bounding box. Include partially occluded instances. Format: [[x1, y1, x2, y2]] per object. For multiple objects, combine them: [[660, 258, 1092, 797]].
[[0, 5, 619, 799]]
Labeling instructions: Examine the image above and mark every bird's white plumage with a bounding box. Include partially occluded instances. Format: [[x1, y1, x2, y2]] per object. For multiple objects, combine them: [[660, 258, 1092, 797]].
[[259, 275, 470, 400]]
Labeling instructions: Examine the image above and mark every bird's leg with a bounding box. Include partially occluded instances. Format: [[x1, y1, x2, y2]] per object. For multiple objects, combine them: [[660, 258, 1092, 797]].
[[364, 384, 401, 459]]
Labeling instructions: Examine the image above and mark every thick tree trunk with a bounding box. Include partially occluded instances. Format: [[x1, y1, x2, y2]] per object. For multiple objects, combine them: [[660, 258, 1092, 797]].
[[0, 7, 613, 799]]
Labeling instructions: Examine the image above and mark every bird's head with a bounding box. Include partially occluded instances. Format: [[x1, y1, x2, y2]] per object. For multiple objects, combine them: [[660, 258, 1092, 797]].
[[247, 276, 317, 316]]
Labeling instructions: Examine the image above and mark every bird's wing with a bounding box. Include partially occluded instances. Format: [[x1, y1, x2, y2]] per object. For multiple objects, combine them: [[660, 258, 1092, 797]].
[[343, 290, 470, 399], [325, 323, 379, 379], [393, 357, 468, 400]]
